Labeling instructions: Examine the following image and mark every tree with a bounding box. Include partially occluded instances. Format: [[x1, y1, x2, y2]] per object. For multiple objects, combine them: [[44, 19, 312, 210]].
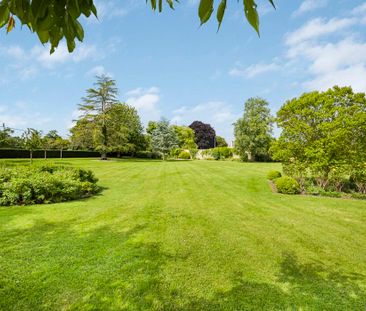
[[70, 118, 96, 150], [151, 119, 178, 160], [216, 136, 228, 147], [78, 75, 118, 159], [107, 103, 145, 157], [54, 137, 70, 158], [0, 0, 275, 53], [189, 121, 216, 149], [172, 125, 197, 149], [234, 97, 273, 161], [41, 130, 61, 159], [44, 130, 61, 147], [270, 86, 366, 188], [0, 124, 14, 148], [172, 125, 198, 159], [146, 121, 158, 135], [22, 128, 42, 163]]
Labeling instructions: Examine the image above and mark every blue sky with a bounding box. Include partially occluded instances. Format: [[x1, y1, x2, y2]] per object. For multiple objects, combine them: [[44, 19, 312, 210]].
[[1, 0, 366, 143]]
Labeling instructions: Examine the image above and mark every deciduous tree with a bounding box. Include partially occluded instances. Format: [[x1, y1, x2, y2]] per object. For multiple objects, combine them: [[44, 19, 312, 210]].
[[22, 128, 42, 163], [234, 97, 273, 161], [189, 121, 216, 149], [270, 86, 366, 188], [216, 136, 228, 147]]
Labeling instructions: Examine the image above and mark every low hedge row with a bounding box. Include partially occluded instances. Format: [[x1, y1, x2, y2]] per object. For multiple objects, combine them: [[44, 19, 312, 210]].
[[0, 149, 100, 159]]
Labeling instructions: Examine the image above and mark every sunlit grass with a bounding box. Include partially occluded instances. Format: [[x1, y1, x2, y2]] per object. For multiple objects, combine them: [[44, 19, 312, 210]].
[[0, 158, 365, 310]]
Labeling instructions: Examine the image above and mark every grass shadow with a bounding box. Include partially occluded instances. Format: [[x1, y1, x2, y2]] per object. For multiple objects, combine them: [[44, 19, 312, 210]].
[[1, 217, 365, 310]]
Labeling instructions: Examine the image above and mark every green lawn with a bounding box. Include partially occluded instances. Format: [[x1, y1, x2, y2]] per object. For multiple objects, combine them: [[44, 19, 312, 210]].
[[0, 159, 365, 310]]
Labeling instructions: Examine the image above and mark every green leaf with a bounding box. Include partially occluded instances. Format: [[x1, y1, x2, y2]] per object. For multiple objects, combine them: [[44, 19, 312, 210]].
[[166, 0, 174, 9], [80, 0, 92, 17], [74, 20, 84, 41], [36, 30, 50, 43], [216, 0, 226, 31], [0, 4, 10, 28], [150, 0, 156, 10], [198, 0, 213, 25], [66, 37, 76, 52], [267, 0, 276, 9], [36, 9, 54, 31], [243, 0, 259, 36], [68, 0, 81, 20], [31, 0, 48, 20], [91, 4, 97, 17]]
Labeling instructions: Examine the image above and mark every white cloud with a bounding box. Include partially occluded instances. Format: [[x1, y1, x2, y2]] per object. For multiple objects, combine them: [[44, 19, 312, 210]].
[[0, 103, 52, 130], [284, 7, 366, 93], [229, 62, 280, 78], [352, 3, 366, 15], [285, 17, 357, 46], [125, 87, 161, 125], [4, 45, 26, 60], [32, 43, 100, 68], [19, 66, 38, 80], [66, 110, 84, 130], [171, 101, 239, 142], [294, 39, 366, 92], [1, 42, 102, 82], [86, 65, 113, 77], [292, 0, 328, 17], [91, 0, 140, 22]]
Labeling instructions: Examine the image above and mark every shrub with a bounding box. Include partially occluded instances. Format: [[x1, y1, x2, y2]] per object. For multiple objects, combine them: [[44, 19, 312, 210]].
[[170, 148, 182, 158], [203, 147, 234, 160], [275, 176, 300, 195], [189, 148, 198, 160], [350, 168, 366, 194], [267, 170, 281, 181], [0, 165, 99, 206], [240, 152, 249, 162], [178, 151, 191, 160], [211, 148, 221, 160]]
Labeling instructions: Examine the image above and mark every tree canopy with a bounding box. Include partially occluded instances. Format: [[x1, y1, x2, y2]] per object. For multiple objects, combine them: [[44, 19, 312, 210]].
[[0, 0, 275, 53], [78, 75, 118, 159], [215, 136, 228, 147], [189, 121, 216, 149], [270, 86, 366, 189], [234, 97, 273, 161], [151, 119, 179, 160], [172, 125, 197, 150]]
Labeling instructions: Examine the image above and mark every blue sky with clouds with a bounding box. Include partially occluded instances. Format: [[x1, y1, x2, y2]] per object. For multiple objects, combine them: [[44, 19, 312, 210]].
[[1, 0, 366, 143]]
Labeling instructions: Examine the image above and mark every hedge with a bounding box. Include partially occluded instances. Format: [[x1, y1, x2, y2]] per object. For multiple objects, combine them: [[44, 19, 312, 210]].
[[0, 149, 100, 159]]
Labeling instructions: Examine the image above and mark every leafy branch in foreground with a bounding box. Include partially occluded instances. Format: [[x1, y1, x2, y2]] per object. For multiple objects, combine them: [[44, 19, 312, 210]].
[[0, 0, 275, 53]]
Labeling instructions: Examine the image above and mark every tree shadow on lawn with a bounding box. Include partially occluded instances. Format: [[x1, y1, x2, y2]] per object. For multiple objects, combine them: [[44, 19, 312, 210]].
[[1, 219, 365, 310], [180, 252, 366, 311]]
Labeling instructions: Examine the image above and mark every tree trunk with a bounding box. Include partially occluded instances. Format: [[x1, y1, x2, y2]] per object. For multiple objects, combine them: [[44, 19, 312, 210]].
[[44, 150, 47, 160], [30, 150, 33, 164], [101, 123, 108, 160], [60, 148, 63, 159]]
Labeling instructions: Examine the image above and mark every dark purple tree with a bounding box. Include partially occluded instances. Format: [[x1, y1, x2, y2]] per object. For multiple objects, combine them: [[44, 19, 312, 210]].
[[189, 121, 216, 149]]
